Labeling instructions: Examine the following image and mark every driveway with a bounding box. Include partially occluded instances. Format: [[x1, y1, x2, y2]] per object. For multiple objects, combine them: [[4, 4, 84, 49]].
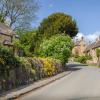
[[20, 64, 100, 100]]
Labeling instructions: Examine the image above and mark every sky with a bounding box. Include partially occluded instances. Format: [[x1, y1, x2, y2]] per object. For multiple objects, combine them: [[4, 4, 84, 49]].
[[34, 0, 100, 41]]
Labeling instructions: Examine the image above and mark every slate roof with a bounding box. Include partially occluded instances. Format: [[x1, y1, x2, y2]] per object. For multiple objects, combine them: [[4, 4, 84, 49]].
[[85, 40, 100, 52], [93, 40, 100, 49], [0, 22, 15, 36], [0, 23, 16, 46]]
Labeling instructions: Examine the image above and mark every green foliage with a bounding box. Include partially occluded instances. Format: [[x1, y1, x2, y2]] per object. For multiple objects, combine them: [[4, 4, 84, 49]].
[[21, 30, 37, 52], [34, 13, 78, 52], [74, 55, 92, 64], [0, 45, 21, 90], [13, 38, 22, 49], [14, 30, 37, 56], [0, 14, 5, 23], [0, 45, 63, 92], [0, 45, 20, 68], [37, 12, 78, 38], [96, 48, 100, 66], [96, 48, 100, 58], [38, 35, 74, 63]]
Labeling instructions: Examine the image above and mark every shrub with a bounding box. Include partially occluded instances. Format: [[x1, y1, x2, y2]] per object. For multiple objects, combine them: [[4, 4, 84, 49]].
[[96, 48, 100, 66], [0, 45, 63, 92], [39, 57, 63, 77], [0, 45, 20, 71], [0, 46, 21, 90], [74, 55, 92, 64], [38, 35, 74, 64], [28, 57, 63, 78], [15, 57, 36, 85]]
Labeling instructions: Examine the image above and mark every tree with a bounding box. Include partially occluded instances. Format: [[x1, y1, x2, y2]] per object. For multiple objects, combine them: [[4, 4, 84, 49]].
[[38, 34, 74, 64], [34, 13, 78, 53], [17, 30, 37, 56], [37, 12, 78, 39], [0, 0, 39, 30], [96, 48, 100, 66]]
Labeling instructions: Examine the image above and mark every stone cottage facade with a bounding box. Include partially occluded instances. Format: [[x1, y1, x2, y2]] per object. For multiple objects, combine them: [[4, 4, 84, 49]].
[[0, 22, 15, 47], [72, 36, 100, 64], [0, 22, 21, 56], [72, 37, 86, 56], [85, 37, 100, 64]]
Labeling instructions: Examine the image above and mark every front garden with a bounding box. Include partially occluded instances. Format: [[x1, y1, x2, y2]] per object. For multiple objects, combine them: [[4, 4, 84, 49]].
[[0, 13, 78, 93]]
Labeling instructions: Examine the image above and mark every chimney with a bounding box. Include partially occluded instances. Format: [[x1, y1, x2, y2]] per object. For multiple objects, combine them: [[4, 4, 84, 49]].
[[81, 36, 84, 41]]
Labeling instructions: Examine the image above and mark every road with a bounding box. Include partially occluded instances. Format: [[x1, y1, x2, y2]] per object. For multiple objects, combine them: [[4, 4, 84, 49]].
[[20, 64, 100, 100]]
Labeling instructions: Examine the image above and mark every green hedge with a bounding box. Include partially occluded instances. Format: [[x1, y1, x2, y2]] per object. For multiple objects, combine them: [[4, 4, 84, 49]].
[[38, 34, 74, 64], [74, 55, 92, 64], [0, 46, 63, 92]]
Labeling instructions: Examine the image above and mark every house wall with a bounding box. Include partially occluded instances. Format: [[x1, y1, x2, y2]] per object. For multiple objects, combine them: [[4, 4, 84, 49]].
[[0, 34, 12, 44], [86, 47, 100, 64], [88, 49, 97, 64], [72, 38, 86, 56]]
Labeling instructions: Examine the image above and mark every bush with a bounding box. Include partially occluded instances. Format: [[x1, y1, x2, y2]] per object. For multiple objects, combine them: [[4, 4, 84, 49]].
[[38, 35, 74, 64], [74, 55, 92, 64], [0, 45, 20, 71], [39, 57, 63, 76], [96, 48, 100, 66], [15, 57, 36, 85], [0, 45, 63, 92], [28, 57, 63, 78], [0, 46, 21, 91]]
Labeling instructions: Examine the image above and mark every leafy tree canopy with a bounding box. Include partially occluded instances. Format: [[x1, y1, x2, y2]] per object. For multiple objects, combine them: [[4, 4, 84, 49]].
[[16, 30, 37, 56], [37, 12, 78, 39], [38, 34, 74, 63]]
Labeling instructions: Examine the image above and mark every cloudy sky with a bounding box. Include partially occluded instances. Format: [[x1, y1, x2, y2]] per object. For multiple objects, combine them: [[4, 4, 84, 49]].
[[34, 0, 100, 41]]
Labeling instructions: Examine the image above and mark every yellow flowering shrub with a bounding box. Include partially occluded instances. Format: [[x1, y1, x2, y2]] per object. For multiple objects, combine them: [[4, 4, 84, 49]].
[[34, 57, 63, 77]]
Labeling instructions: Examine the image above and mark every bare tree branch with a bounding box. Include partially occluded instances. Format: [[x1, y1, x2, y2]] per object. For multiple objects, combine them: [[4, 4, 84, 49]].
[[0, 0, 39, 30]]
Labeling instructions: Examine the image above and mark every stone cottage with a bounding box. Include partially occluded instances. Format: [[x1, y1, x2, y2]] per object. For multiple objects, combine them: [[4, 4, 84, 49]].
[[72, 37, 86, 56], [0, 22, 21, 56], [0, 22, 15, 47], [85, 37, 100, 64], [72, 36, 100, 65]]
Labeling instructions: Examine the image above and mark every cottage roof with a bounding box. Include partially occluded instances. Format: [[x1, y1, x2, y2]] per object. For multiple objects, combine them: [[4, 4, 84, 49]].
[[85, 40, 100, 52], [85, 43, 95, 52], [0, 22, 15, 36], [93, 40, 100, 49]]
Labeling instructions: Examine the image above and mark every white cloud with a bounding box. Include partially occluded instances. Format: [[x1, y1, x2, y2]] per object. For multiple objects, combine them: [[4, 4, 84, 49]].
[[75, 32, 100, 42], [76, 33, 84, 39], [86, 32, 100, 42]]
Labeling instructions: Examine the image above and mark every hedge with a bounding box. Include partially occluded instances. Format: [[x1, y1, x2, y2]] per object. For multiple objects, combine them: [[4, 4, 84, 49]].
[[0, 46, 63, 92]]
